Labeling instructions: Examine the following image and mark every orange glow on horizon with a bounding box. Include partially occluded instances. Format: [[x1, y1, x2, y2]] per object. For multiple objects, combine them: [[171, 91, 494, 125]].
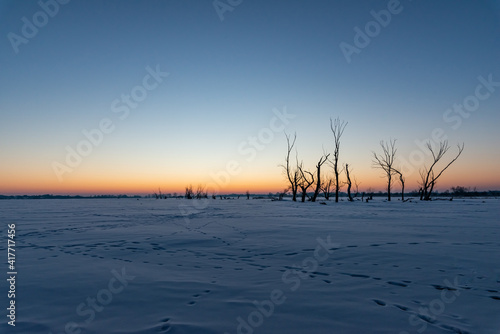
[[1, 155, 499, 195], [2, 175, 499, 196]]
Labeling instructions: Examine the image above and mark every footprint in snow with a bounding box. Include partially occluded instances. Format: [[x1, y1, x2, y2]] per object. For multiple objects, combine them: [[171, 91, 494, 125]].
[[158, 317, 171, 332], [341, 272, 370, 279], [387, 281, 408, 287], [186, 289, 212, 306], [393, 304, 409, 311]]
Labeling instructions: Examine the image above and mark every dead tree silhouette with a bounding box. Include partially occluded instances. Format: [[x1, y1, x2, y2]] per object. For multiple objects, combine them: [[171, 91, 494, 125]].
[[298, 163, 315, 202], [393, 168, 405, 201], [345, 163, 354, 201], [280, 133, 302, 201], [419, 141, 464, 200], [329, 117, 347, 203], [322, 177, 334, 200], [185, 185, 193, 199], [372, 139, 398, 201], [311, 154, 330, 202]]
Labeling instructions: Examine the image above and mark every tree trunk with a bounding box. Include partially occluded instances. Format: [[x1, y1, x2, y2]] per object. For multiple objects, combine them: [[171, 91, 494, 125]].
[[311, 165, 322, 202], [426, 181, 435, 200], [387, 174, 391, 201], [345, 164, 353, 201], [401, 178, 405, 201], [335, 168, 339, 203]]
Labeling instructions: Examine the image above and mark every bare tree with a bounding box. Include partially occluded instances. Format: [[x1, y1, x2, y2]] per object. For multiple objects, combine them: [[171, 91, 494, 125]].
[[419, 141, 464, 200], [366, 187, 374, 201], [322, 177, 333, 200], [345, 163, 353, 201], [185, 185, 193, 199], [393, 168, 405, 201], [311, 154, 330, 202], [154, 187, 166, 199], [195, 184, 208, 199], [298, 163, 315, 202], [372, 139, 398, 201], [278, 188, 288, 201], [330, 117, 347, 202], [353, 176, 360, 198], [280, 133, 302, 201]]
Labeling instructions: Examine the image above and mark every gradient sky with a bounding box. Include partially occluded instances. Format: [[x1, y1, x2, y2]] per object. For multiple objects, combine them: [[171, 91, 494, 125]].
[[1, 0, 499, 195]]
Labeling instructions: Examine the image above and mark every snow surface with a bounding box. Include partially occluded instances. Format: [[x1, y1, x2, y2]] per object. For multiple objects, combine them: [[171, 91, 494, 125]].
[[0, 198, 499, 334]]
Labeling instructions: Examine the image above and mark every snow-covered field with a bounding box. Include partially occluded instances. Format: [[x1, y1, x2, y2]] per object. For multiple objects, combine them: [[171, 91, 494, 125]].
[[1, 198, 499, 334]]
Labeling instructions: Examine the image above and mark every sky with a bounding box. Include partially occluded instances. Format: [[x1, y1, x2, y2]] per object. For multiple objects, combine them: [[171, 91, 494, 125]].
[[0, 0, 499, 195]]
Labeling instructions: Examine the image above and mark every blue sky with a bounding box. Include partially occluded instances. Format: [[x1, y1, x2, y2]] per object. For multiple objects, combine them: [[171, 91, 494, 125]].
[[1, 0, 499, 194]]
